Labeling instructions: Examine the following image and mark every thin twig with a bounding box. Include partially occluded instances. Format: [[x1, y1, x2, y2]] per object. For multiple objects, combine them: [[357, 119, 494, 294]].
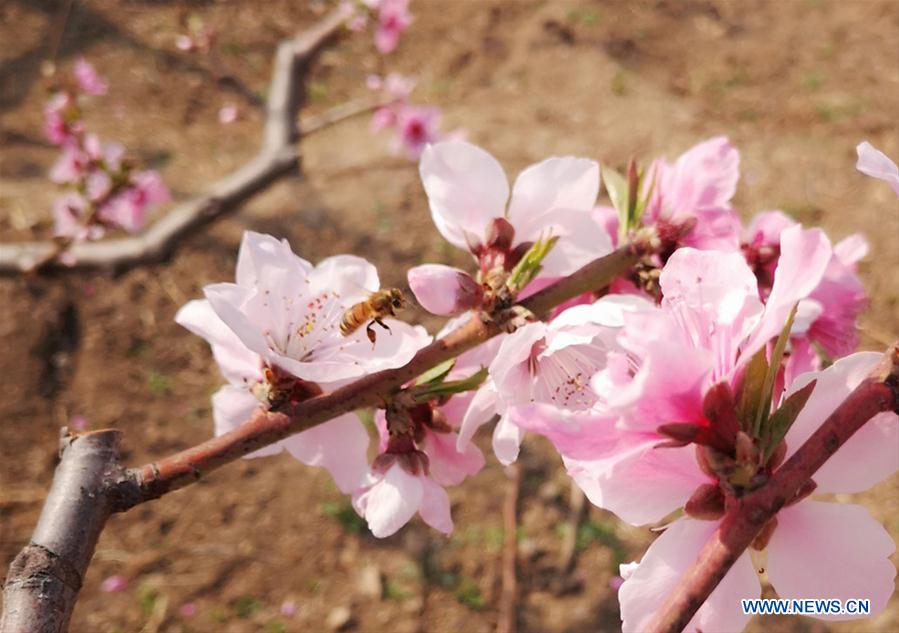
[[299, 98, 389, 136], [558, 480, 587, 576], [497, 464, 520, 633], [0, 8, 348, 274], [646, 343, 899, 633]]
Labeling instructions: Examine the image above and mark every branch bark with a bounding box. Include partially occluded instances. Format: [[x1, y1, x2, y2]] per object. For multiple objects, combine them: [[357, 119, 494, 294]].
[[0, 8, 347, 274], [0, 430, 132, 633], [646, 343, 899, 633]]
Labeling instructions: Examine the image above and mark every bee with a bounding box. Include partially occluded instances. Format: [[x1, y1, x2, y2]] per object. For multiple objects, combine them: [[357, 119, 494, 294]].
[[340, 288, 408, 344]]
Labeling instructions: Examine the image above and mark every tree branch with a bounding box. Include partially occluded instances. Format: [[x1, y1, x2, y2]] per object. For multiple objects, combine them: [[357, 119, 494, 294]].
[[1, 242, 644, 631], [646, 343, 899, 633], [0, 430, 131, 633], [0, 8, 347, 274]]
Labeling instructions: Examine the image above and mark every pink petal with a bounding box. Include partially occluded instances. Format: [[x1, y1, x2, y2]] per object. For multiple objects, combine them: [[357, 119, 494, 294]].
[[767, 501, 896, 619], [407, 264, 482, 316], [418, 476, 453, 535], [680, 207, 742, 251], [661, 136, 740, 217], [355, 465, 423, 538], [833, 233, 869, 267], [282, 413, 370, 493], [492, 412, 524, 465], [527, 207, 614, 277], [507, 156, 600, 227], [457, 383, 500, 450], [744, 210, 797, 247], [856, 141, 899, 196], [566, 438, 710, 525], [175, 299, 261, 384], [311, 254, 380, 301], [211, 385, 281, 458], [419, 141, 510, 251], [422, 428, 484, 487], [783, 352, 898, 493], [619, 517, 758, 633], [235, 231, 312, 288], [509, 403, 619, 461], [741, 225, 832, 363]]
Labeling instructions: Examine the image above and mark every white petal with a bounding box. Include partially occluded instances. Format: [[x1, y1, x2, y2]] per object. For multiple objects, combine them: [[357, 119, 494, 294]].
[[619, 517, 758, 633], [507, 156, 600, 227], [419, 141, 510, 249], [767, 501, 896, 619], [211, 385, 281, 458], [282, 413, 370, 493]]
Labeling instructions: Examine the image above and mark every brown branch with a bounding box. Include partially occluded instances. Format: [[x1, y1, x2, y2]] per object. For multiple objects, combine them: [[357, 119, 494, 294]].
[[0, 8, 348, 274], [497, 463, 520, 633], [299, 98, 389, 136], [0, 429, 131, 633], [646, 343, 899, 633], [1, 242, 643, 631]]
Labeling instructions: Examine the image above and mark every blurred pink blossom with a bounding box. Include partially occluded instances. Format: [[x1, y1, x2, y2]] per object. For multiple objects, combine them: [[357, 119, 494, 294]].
[[178, 603, 197, 618], [73, 58, 108, 96], [218, 103, 239, 124], [100, 575, 127, 593], [856, 141, 899, 196], [372, 0, 412, 54], [280, 600, 298, 617]]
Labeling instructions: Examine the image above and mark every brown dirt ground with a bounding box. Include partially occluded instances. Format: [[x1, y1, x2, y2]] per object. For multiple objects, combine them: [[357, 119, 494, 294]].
[[1, 1, 897, 632]]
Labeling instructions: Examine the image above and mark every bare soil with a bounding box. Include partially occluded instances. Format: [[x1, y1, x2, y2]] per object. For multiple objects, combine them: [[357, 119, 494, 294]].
[[1, 1, 897, 632]]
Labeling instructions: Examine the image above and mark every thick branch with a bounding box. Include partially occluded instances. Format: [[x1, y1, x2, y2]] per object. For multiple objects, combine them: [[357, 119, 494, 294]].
[[0, 8, 347, 274], [646, 343, 899, 633], [126, 243, 644, 502], [0, 430, 129, 633]]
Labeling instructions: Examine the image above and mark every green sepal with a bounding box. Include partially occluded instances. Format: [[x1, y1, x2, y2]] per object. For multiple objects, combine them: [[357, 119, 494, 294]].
[[753, 303, 798, 437], [506, 234, 560, 293], [406, 367, 489, 403], [737, 348, 768, 432], [762, 379, 817, 463], [415, 358, 456, 386]]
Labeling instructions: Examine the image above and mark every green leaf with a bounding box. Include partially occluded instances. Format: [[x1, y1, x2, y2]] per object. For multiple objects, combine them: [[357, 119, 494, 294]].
[[602, 166, 628, 227], [763, 379, 817, 462], [408, 367, 488, 402], [632, 165, 656, 228], [753, 303, 797, 437], [737, 348, 768, 431], [506, 234, 559, 292], [415, 358, 456, 385]]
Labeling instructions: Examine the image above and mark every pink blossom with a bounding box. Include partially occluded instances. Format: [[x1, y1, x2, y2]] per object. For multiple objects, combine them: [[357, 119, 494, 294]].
[[744, 210, 868, 359], [52, 192, 102, 241], [373, 0, 412, 54], [218, 103, 239, 124], [280, 600, 298, 617], [178, 603, 197, 618], [407, 264, 483, 316], [200, 231, 427, 383], [643, 136, 742, 251], [393, 105, 441, 159], [419, 140, 611, 277], [70, 415, 88, 431], [100, 575, 128, 593], [856, 141, 899, 196], [176, 232, 431, 493], [98, 170, 169, 233], [617, 353, 897, 631], [175, 34, 195, 51], [353, 461, 453, 537], [73, 58, 108, 96], [49, 145, 90, 185], [44, 92, 80, 145]]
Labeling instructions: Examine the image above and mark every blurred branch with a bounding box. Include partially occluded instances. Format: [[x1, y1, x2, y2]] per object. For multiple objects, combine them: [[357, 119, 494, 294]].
[[497, 464, 520, 633], [299, 97, 389, 136], [0, 243, 645, 632], [0, 8, 347, 275], [646, 343, 899, 633]]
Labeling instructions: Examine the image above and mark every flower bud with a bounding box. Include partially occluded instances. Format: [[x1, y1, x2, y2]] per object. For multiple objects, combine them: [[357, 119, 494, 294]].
[[407, 264, 484, 316], [684, 483, 726, 520]]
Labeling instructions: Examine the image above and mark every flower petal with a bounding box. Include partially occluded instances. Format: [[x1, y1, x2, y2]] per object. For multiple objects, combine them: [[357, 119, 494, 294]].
[[422, 428, 485, 487], [355, 465, 423, 538], [457, 383, 500, 450], [566, 438, 710, 525], [420, 141, 509, 249], [418, 476, 454, 535], [767, 501, 896, 619], [784, 352, 899, 493], [492, 412, 524, 465], [856, 141, 899, 196], [619, 517, 758, 633], [211, 385, 281, 458], [282, 412, 370, 493], [507, 156, 600, 227], [175, 299, 261, 385]]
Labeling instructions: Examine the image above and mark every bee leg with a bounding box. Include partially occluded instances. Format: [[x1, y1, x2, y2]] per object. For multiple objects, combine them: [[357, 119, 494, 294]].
[[366, 322, 377, 346], [374, 318, 392, 335]]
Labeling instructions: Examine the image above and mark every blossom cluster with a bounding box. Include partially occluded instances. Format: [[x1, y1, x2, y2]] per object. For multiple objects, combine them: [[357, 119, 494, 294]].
[[44, 59, 169, 252], [366, 73, 460, 160], [341, 0, 412, 54], [179, 136, 897, 631]]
